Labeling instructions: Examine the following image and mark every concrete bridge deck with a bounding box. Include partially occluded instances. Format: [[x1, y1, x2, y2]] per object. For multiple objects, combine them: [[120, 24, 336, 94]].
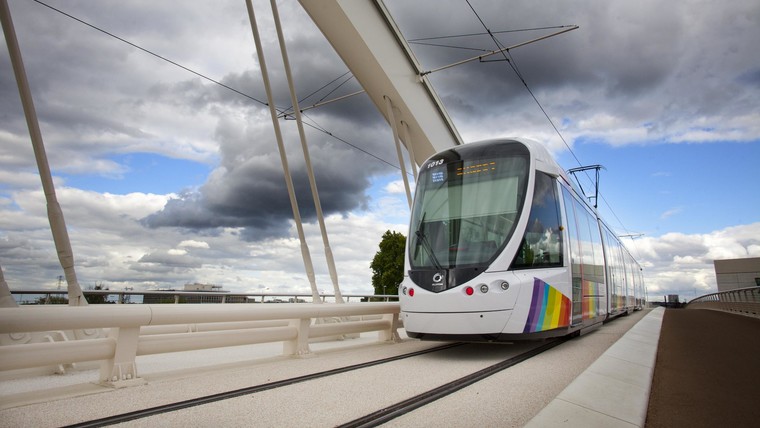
[[0, 307, 757, 427]]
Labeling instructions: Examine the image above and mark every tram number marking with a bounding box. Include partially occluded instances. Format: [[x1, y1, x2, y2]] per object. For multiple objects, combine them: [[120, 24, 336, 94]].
[[427, 159, 444, 169]]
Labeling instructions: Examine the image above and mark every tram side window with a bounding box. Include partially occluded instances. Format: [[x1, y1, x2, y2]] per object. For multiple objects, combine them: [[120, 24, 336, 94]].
[[573, 199, 605, 286], [510, 172, 563, 269]]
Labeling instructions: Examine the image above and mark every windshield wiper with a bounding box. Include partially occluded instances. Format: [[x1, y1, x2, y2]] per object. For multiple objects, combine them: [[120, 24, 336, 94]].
[[414, 212, 444, 271]]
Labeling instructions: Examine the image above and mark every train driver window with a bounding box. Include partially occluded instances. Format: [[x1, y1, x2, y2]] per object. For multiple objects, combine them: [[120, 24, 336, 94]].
[[510, 172, 563, 269]]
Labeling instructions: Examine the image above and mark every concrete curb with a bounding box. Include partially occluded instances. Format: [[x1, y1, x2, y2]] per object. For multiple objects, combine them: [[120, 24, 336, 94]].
[[525, 307, 665, 427]]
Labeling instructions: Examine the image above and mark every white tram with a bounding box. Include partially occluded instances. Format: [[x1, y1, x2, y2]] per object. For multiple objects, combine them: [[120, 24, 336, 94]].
[[399, 138, 645, 341]]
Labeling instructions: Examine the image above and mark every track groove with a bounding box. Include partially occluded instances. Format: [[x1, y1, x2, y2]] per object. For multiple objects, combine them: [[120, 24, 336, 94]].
[[63, 343, 464, 428], [336, 338, 567, 428], [65, 338, 566, 428]]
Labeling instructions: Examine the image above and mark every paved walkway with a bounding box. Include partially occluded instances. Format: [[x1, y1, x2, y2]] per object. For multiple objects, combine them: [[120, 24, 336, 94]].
[[646, 309, 760, 428], [526, 307, 663, 427]]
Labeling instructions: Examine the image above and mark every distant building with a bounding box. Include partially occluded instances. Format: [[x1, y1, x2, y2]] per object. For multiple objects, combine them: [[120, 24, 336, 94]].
[[184, 283, 223, 292], [714, 257, 760, 292], [142, 283, 249, 304]]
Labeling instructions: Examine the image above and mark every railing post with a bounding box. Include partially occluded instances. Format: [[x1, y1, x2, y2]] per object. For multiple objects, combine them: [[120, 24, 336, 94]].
[[283, 318, 311, 356], [99, 326, 144, 388], [379, 313, 401, 343]]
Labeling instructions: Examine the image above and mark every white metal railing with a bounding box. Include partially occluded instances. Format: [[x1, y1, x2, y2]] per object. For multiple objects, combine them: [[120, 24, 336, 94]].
[[686, 286, 760, 319], [0, 302, 400, 387], [9, 289, 398, 305]]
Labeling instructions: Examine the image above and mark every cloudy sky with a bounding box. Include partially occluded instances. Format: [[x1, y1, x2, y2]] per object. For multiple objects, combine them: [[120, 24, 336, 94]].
[[1, 0, 758, 302]]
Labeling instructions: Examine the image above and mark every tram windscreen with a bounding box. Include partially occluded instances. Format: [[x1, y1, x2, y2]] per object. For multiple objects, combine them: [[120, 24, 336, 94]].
[[410, 144, 529, 269]]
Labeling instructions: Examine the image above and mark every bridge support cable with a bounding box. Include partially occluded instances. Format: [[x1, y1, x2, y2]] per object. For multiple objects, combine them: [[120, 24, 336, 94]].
[[245, 0, 321, 303], [418, 25, 579, 77], [0, 265, 18, 308], [401, 121, 418, 181], [269, 0, 344, 303], [385, 96, 413, 208], [298, 89, 366, 114], [0, 0, 87, 307], [299, 0, 463, 166]]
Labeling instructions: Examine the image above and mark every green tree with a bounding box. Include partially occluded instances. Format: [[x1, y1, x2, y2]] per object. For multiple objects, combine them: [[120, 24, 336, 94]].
[[85, 283, 111, 304], [370, 230, 406, 296], [32, 295, 68, 305]]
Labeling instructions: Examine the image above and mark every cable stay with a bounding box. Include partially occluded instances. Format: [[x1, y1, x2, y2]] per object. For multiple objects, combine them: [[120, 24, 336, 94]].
[[419, 25, 578, 76], [619, 233, 645, 239], [408, 25, 580, 43], [281, 89, 366, 118]]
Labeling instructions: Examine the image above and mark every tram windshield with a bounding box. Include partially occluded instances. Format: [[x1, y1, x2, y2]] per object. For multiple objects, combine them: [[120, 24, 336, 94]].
[[409, 142, 529, 270]]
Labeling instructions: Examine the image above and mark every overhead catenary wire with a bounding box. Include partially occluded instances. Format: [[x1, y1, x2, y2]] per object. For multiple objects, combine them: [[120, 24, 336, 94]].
[[293, 72, 357, 113], [408, 24, 581, 43], [463, 1, 641, 259], [30, 0, 268, 108], [280, 70, 354, 116], [28, 0, 408, 175]]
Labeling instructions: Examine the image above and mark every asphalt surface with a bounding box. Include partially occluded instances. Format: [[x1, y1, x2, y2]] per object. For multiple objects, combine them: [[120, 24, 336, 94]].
[[646, 309, 760, 427]]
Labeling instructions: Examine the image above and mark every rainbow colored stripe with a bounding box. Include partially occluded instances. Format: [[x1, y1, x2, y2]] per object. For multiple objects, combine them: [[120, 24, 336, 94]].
[[582, 280, 603, 320], [523, 278, 571, 333]]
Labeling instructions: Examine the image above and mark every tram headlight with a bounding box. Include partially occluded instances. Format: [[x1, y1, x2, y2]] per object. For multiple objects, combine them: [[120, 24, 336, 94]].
[[500, 281, 510, 291], [479, 284, 489, 294], [402, 286, 407, 295]]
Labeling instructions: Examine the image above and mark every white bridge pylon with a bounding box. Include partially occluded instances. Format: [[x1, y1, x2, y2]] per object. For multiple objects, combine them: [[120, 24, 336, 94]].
[[299, 0, 464, 169]]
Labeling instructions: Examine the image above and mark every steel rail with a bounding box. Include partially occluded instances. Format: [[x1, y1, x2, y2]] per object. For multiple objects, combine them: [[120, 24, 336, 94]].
[[337, 337, 568, 428], [62, 343, 464, 428]]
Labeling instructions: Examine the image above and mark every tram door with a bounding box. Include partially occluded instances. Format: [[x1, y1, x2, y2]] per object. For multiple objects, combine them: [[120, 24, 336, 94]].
[[562, 188, 583, 325]]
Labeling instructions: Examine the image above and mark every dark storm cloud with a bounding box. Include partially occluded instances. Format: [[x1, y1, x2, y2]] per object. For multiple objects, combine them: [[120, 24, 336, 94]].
[[142, 97, 390, 241], [138, 1, 399, 242], [738, 68, 760, 87], [384, 0, 760, 136]]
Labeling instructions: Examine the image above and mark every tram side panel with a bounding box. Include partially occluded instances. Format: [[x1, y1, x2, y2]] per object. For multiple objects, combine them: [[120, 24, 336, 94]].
[[626, 252, 641, 312], [500, 172, 571, 337], [635, 266, 645, 309], [560, 186, 607, 331], [602, 226, 625, 316]]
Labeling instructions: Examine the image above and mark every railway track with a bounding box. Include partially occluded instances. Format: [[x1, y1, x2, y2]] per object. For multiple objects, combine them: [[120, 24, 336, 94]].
[[337, 338, 566, 428], [65, 339, 566, 427]]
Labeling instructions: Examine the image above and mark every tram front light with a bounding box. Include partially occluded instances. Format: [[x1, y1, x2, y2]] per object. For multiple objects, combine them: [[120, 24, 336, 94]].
[[409, 288, 414, 297], [465, 286, 474, 296], [500, 281, 510, 291], [480, 284, 489, 294], [402, 286, 407, 295]]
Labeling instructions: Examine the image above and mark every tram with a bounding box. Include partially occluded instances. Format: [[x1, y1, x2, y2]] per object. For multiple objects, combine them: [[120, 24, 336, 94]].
[[399, 138, 645, 341]]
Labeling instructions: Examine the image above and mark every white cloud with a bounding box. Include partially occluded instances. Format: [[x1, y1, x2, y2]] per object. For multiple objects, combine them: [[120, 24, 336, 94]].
[[660, 207, 683, 220], [178, 240, 210, 249], [634, 222, 760, 301], [384, 180, 407, 195]]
